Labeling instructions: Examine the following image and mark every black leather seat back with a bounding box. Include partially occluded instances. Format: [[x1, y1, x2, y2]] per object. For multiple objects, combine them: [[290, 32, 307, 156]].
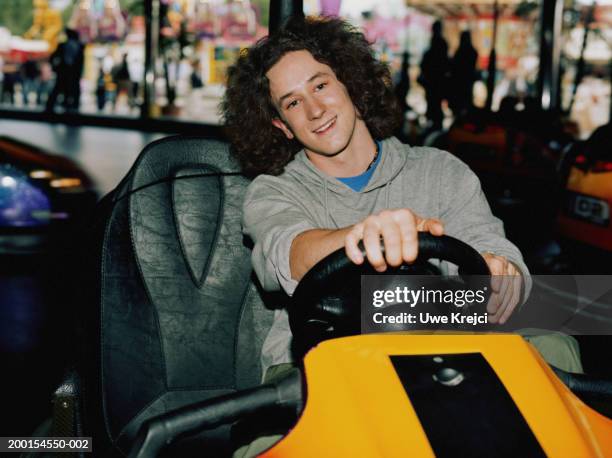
[[83, 137, 273, 454]]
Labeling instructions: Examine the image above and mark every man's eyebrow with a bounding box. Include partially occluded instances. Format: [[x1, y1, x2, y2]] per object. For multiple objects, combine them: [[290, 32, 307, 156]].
[[277, 72, 331, 105]]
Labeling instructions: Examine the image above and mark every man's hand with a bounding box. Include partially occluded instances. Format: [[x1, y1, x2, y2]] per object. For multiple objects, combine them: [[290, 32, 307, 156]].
[[481, 252, 522, 324], [344, 209, 444, 272]]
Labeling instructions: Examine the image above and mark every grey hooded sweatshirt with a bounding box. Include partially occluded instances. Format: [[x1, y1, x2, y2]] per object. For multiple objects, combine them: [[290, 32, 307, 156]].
[[243, 136, 531, 373]]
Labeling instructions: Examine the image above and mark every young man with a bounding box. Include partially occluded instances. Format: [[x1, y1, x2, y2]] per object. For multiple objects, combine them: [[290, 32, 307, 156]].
[[222, 16, 581, 381]]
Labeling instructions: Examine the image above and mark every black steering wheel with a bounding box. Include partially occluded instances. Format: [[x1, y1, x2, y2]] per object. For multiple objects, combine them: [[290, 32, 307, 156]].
[[289, 233, 491, 359]]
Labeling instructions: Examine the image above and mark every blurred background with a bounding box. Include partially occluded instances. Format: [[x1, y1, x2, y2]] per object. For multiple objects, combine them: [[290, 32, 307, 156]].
[[0, 0, 608, 129]]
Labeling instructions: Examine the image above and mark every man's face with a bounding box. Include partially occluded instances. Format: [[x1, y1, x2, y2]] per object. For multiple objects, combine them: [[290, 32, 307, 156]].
[[267, 50, 358, 158]]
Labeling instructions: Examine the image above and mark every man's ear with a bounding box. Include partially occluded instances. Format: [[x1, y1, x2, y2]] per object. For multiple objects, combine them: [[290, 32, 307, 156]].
[[355, 105, 363, 120], [272, 118, 295, 140]]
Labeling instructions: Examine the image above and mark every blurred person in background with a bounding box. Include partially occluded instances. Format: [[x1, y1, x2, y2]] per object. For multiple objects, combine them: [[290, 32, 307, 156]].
[[418, 20, 449, 132], [190, 59, 204, 90], [111, 53, 131, 112], [394, 50, 411, 116], [127, 55, 144, 110], [1, 61, 19, 105], [448, 30, 478, 119], [96, 67, 107, 111], [37, 60, 53, 105], [45, 28, 84, 112], [393, 50, 412, 141], [20, 60, 41, 107]]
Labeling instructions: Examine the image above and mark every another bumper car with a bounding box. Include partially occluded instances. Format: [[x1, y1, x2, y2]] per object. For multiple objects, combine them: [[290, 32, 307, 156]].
[[557, 122, 612, 268], [0, 135, 96, 255]]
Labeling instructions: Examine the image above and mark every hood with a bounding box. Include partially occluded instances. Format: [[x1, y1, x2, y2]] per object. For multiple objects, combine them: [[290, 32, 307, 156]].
[[285, 137, 410, 196]]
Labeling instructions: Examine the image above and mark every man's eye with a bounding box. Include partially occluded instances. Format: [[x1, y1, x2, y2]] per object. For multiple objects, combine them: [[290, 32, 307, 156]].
[[315, 82, 327, 91]]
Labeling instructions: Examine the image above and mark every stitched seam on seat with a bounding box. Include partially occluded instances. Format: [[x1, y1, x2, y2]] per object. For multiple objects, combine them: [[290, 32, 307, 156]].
[[218, 173, 248, 390], [112, 136, 178, 202], [129, 178, 169, 392], [114, 136, 200, 201], [99, 195, 117, 442], [203, 169, 238, 389], [233, 279, 252, 390], [200, 168, 225, 288], [131, 140, 231, 392], [170, 164, 235, 391], [114, 136, 235, 201], [170, 163, 223, 289]]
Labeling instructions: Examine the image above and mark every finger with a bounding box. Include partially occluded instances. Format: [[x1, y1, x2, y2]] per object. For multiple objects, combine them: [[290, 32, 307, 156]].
[[492, 256, 510, 303], [491, 271, 517, 324], [499, 276, 522, 324], [507, 261, 519, 276], [490, 303, 504, 324], [491, 289, 512, 324], [345, 225, 364, 264], [498, 272, 510, 305], [393, 209, 418, 263], [486, 256, 520, 323], [486, 291, 501, 316], [362, 218, 386, 272], [485, 255, 504, 292], [490, 283, 511, 324], [418, 217, 445, 236], [379, 213, 403, 267], [499, 273, 521, 322]]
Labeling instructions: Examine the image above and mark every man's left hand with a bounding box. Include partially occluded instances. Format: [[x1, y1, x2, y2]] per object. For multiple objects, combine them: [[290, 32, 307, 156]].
[[481, 252, 523, 324]]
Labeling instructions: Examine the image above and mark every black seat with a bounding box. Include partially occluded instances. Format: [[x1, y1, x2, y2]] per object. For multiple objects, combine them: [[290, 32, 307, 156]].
[[67, 136, 274, 456]]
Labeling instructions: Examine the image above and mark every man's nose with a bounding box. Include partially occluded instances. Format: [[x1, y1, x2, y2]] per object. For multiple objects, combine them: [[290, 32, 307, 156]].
[[305, 97, 324, 120]]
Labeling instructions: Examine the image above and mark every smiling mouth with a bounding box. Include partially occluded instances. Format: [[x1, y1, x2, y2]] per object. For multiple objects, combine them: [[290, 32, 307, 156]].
[[313, 117, 337, 134]]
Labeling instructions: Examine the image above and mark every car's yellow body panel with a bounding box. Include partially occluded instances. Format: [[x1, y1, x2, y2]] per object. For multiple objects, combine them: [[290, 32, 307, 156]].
[[262, 334, 612, 457], [566, 166, 612, 196]]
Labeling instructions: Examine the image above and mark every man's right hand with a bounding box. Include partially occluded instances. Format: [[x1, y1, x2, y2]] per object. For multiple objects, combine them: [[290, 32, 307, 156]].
[[344, 209, 444, 272], [290, 209, 444, 282]]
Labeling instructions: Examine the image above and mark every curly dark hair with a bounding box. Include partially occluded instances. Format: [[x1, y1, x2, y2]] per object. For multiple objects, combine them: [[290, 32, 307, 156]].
[[221, 16, 402, 176]]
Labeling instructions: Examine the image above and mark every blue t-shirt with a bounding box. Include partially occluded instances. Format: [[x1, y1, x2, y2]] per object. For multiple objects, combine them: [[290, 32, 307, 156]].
[[336, 141, 382, 192]]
